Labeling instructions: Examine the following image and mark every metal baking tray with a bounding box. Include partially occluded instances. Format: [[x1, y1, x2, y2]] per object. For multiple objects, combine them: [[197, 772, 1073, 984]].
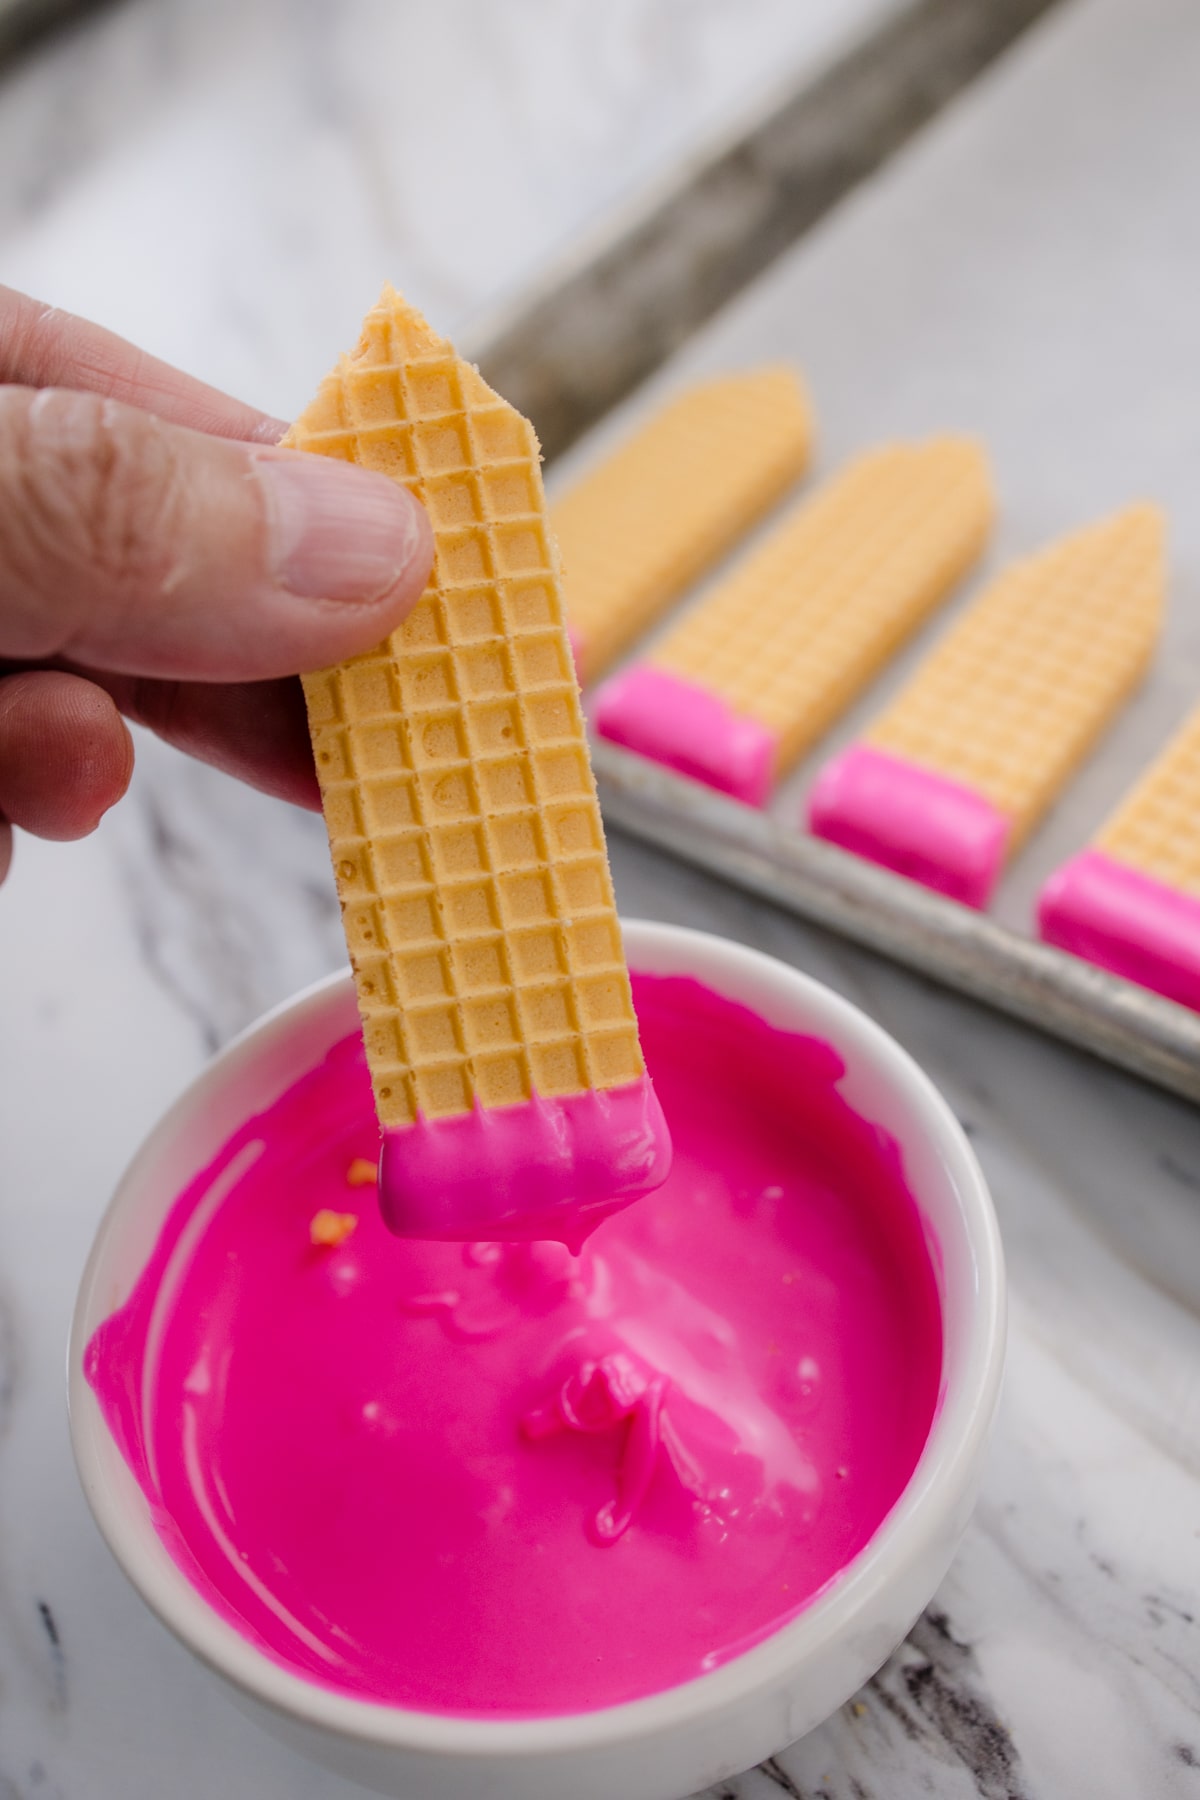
[[467, 0, 1200, 1105], [593, 740, 1200, 1105]]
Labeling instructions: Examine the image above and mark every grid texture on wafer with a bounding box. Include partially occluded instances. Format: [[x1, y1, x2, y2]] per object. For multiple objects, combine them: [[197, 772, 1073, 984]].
[[869, 506, 1165, 847], [284, 286, 643, 1129], [551, 369, 812, 681], [1096, 704, 1200, 898], [647, 439, 992, 772]]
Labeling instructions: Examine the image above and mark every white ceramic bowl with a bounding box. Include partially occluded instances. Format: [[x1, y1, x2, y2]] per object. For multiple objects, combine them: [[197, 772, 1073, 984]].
[[70, 920, 1005, 1800]]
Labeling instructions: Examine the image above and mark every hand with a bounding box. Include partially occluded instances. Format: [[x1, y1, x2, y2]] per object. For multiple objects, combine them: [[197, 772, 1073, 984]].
[[0, 286, 434, 883]]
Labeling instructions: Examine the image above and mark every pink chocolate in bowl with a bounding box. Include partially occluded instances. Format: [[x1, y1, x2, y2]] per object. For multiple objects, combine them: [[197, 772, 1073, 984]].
[[70, 921, 1005, 1800]]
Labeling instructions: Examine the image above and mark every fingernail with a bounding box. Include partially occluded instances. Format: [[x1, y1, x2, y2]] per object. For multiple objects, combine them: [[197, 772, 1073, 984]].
[[254, 452, 426, 603]]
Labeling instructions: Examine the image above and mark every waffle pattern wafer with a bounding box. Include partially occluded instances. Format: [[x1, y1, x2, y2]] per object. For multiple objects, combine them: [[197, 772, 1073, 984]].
[[593, 439, 992, 805], [1096, 706, 1200, 896], [552, 369, 812, 682], [811, 506, 1166, 907], [285, 286, 671, 1242], [1039, 703, 1200, 1010]]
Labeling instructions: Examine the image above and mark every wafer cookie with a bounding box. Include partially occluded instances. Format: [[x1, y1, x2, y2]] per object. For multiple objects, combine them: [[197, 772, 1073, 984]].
[[810, 506, 1165, 907], [593, 439, 992, 804], [285, 285, 671, 1244], [552, 369, 812, 682], [1038, 702, 1200, 1009]]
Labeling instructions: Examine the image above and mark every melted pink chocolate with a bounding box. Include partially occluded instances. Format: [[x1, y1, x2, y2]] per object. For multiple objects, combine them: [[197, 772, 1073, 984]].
[[1038, 849, 1200, 1011], [378, 1076, 672, 1250], [809, 745, 1010, 908], [85, 974, 942, 1717], [593, 666, 778, 806]]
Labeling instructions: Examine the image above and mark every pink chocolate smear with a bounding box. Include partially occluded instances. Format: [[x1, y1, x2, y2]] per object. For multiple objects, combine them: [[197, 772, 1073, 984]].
[[379, 1076, 672, 1251], [1038, 849, 1200, 1012], [808, 744, 1010, 909], [593, 666, 778, 806]]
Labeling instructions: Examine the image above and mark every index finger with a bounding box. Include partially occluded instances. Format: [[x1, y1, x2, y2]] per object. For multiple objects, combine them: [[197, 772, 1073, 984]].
[[0, 284, 287, 444]]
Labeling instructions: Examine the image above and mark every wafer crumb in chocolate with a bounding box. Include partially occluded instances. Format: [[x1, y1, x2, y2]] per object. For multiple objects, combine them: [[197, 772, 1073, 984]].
[[345, 1158, 378, 1188], [310, 1210, 359, 1248]]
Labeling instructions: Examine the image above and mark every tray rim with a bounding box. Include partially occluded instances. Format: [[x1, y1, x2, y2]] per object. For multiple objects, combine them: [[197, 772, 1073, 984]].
[[593, 739, 1200, 1107]]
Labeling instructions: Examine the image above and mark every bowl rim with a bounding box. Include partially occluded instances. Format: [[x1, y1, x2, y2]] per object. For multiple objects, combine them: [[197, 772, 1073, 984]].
[[69, 917, 1005, 1757]]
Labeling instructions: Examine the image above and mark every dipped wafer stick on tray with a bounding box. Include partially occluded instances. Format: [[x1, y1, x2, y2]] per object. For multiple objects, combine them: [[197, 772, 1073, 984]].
[[285, 285, 672, 1245], [593, 439, 993, 805], [809, 506, 1166, 908], [1038, 702, 1200, 1010], [553, 369, 812, 684]]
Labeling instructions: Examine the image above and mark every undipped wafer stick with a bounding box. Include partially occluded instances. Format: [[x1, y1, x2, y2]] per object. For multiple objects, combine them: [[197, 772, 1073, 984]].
[[1038, 702, 1200, 1009], [285, 285, 671, 1244], [593, 439, 993, 805], [552, 369, 813, 683], [810, 506, 1166, 907]]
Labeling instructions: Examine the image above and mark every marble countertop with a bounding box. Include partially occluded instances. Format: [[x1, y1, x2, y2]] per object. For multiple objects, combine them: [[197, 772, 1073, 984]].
[[2, 0, 1200, 1796], [0, 0, 897, 413]]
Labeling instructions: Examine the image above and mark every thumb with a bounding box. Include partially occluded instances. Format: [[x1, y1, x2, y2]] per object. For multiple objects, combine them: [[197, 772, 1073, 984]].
[[0, 386, 432, 680]]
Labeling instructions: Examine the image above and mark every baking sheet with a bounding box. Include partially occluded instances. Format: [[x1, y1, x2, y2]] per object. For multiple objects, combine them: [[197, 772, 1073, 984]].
[[593, 740, 1200, 1105], [478, 0, 1200, 1106]]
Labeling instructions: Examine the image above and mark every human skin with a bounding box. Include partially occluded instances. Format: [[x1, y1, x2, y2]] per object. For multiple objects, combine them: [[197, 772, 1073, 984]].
[[0, 286, 434, 884]]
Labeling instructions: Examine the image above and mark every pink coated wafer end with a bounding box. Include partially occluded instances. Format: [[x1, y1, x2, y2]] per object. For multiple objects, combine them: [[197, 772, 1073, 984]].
[[1038, 850, 1200, 1012], [378, 1075, 673, 1249], [592, 666, 778, 807], [808, 745, 1010, 909]]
